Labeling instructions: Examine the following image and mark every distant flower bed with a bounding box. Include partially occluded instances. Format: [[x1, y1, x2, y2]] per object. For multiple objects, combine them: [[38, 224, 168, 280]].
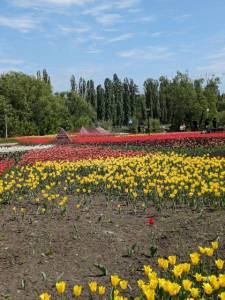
[[15, 136, 55, 144], [14, 131, 225, 146], [0, 144, 54, 153], [19, 146, 145, 165], [72, 132, 225, 144]]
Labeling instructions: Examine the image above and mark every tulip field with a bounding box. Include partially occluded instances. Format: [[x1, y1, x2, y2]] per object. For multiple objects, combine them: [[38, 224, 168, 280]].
[[0, 133, 225, 299]]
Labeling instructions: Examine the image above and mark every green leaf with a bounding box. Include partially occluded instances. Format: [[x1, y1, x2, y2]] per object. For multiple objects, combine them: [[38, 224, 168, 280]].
[[93, 263, 108, 276], [41, 272, 47, 281]]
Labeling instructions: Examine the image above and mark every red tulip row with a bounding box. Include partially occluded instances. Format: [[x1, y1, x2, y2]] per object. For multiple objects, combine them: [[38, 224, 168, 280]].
[[72, 132, 225, 144], [15, 136, 55, 144], [15, 131, 225, 145], [19, 146, 146, 165], [0, 159, 15, 175]]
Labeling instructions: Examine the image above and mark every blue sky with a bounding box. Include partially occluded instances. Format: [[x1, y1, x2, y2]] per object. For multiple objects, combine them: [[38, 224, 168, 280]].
[[0, 0, 225, 92]]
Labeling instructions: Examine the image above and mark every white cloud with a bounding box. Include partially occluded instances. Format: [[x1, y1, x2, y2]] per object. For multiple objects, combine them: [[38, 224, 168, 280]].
[[197, 47, 225, 75], [83, 0, 140, 15], [96, 13, 122, 26], [197, 46, 225, 75], [71, 33, 106, 46], [83, 0, 141, 27], [83, 3, 113, 16], [0, 58, 24, 65], [134, 15, 156, 23], [108, 32, 135, 43], [150, 31, 162, 38], [10, 0, 95, 7], [174, 14, 191, 22], [59, 25, 90, 34], [117, 47, 173, 61], [197, 62, 225, 74], [115, 0, 140, 9], [90, 34, 105, 41], [103, 28, 119, 32], [206, 47, 225, 60], [86, 47, 102, 54], [0, 15, 38, 32]]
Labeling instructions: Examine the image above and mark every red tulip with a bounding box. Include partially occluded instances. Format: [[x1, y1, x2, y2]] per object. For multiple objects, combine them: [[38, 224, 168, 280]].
[[148, 218, 155, 225]]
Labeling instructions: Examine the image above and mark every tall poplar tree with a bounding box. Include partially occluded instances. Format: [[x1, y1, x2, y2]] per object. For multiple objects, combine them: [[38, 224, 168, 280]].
[[78, 77, 86, 98], [70, 75, 77, 92], [113, 74, 123, 126], [123, 78, 130, 125], [86, 80, 96, 110], [129, 79, 138, 118], [104, 78, 114, 121], [96, 84, 105, 121]]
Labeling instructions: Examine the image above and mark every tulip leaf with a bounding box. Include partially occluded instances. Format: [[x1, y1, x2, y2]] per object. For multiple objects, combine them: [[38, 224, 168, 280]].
[[41, 271, 47, 281], [93, 263, 108, 276], [21, 279, 26, 290]]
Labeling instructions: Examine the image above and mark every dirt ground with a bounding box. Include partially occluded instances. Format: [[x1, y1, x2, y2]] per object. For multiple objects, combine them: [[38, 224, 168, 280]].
[[0, 195, 225, 300]]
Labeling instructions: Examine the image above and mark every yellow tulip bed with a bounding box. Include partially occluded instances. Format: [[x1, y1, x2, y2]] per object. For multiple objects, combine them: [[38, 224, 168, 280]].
[[40, 240, 225, 299], [0, 151, 225, 299], [1, 152, 225, 210]]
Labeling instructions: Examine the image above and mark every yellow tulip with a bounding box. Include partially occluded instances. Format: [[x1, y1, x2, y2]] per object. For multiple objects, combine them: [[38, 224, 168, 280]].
[[182, 279, 192, 291], [56, 281, 66, 295], [73, 285, 82, 297], [168, 255, 176, 265], [111, 275, 120, 287], [120, 280, 128, 290], [114, 289, 120, 296], [219, 274, 225, 287], [195, 273, 204, 282], [190, 287, 199, 298], [211, 241, 219, 250], [98, 286, 106, 295], [190, 252, 200, 265], [143, 265, 152, 275], [205, 248, 214, 257], [89, 281, 97, 293], [219, 292, 225, 300], [157, 258, 169, 270], [215, 259, 224, 270], [167, 282, 181, 296], [40, 292, 51, 300], [203, 283, 213, 295]]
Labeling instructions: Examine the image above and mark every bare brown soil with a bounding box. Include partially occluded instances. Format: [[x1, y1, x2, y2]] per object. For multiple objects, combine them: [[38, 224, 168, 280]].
[[0, 195, 225, 300]]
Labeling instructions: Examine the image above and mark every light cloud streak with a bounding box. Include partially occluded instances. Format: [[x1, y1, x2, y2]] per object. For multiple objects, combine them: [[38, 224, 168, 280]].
[[174, 14, 191, 22], [95, 13, 123, 26], [108, 32, 135, 43], [117, 47, 173, 61], [59, 25, 90, 34], [83, 3, 113, 16], [115, 0, 141, 9], [0, 15, 38, 32], [0, 58, 24, 65], [10, 0, 95, 7]]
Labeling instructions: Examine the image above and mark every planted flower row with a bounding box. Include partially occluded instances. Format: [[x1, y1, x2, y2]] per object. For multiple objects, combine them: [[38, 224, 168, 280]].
[[19, 146, 145, 165], [39, 241, 225, 299], [15, 135, 55, 144], [1, 153, 225, 209], [72, 132, 225, 144], [16, 132, 225, 144], [0, 144, 53, 153]]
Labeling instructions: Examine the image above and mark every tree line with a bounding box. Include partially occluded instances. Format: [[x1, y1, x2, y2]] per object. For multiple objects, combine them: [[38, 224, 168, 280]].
[[0, 70, 224, 137]]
